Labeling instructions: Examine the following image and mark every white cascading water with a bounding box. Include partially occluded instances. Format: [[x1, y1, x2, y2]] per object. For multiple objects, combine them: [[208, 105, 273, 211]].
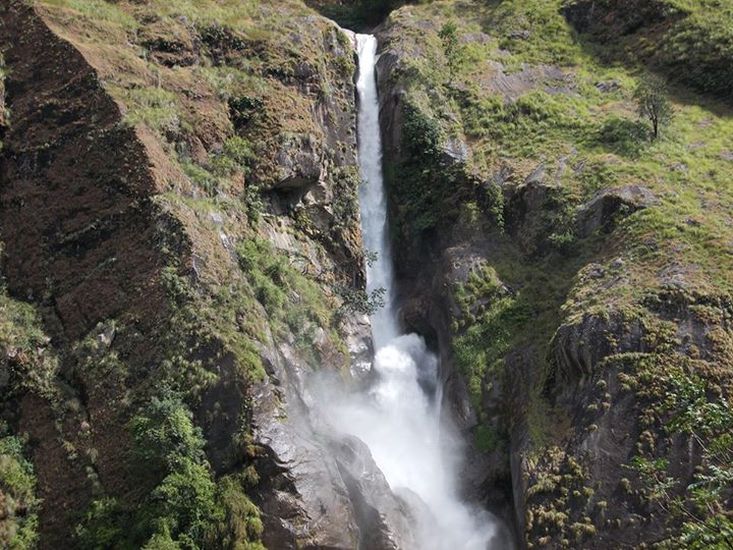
[[325, 34, 501, 549]]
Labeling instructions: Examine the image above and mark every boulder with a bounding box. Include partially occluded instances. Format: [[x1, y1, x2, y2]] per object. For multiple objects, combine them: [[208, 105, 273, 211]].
[[274, 133, 323, 189], [576, 185, 658, 237]]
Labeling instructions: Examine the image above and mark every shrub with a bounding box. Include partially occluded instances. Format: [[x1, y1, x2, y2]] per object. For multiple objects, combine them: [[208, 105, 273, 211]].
[[210, 136, 256, 178], [634, 74, 673, 140], [130, 394, 206, 476], [0, 432, 39, 549]]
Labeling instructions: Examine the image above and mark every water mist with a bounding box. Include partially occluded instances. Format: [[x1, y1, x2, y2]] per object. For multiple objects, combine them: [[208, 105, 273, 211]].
[[318, 35, 503, 549]]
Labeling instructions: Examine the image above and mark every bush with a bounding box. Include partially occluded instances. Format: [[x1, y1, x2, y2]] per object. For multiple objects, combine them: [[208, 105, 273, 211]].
[[0, 433, 39, 549], [228, 96, 263, 131], [77, 393, 266, 549], [130, 394, 206, 476], [210, 136, 256, 178]]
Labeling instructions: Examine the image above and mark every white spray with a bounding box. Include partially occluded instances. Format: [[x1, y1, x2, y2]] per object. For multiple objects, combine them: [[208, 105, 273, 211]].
[[324, 34, 501, 549]]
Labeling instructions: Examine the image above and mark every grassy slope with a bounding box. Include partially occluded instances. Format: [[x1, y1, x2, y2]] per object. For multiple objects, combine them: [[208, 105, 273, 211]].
[[380, 0, 733, 545]]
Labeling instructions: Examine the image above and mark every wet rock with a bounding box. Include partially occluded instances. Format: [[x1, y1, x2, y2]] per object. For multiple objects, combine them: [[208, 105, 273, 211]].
[[333, 435, 415, 550], [576, 185, 658, 237], [252, 371, 361, 550]]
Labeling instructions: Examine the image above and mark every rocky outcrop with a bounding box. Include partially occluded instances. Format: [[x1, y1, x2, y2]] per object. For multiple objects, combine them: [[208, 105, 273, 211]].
[[0, 1, 406, 548], [374, 4, 733, 549], [575, 185, 657, 238]]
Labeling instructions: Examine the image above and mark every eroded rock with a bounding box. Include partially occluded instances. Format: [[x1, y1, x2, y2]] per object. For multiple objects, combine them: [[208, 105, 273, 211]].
[[576, 185, 658, 237]]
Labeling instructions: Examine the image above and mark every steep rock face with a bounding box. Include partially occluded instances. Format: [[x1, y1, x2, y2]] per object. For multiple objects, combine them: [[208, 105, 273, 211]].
[[375, 2, 733, 548], [0, 1, 409, 548]]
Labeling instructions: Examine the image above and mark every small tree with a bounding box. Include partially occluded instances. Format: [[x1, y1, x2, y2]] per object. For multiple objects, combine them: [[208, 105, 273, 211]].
[[634, 75, 673, 140], [438, 21, 460, 85]]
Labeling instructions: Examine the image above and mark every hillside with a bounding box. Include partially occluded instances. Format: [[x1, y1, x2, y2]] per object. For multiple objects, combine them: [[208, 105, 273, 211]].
[[1, 0, 732, 549], [374, 0, 733, 548]]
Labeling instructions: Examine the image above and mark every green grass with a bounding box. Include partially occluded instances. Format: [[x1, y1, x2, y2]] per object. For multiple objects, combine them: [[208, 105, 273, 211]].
[[110, 86, 183, 135], [41, 0, 137, 30]]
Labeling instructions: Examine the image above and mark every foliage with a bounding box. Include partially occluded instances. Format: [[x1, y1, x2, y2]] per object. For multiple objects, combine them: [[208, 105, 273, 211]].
[[629, 361, 733, 549], [566, 0, 733, 99], [389, 101, 469, 237], [0, 430, 39, 550], [634, 75, 674, 139], [236, 236, 333, 342], [77, 394, 264, 549], [438, 21, 461, 85], [130, 394, 207, 476], [337, 286, 386, 318], [209, 136, 256, 178], [0, 285, 58, 399], [310, 0, 406, 29], [452, 265, 530, 408]]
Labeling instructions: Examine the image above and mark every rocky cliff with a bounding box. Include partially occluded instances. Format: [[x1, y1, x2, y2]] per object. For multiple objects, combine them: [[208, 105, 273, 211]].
[[1, 0, 732, 549], [374, 1, 733, 548], [0, 0, 409, 548]]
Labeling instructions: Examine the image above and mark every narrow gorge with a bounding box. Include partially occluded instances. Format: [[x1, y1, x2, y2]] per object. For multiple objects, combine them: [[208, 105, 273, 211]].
[[1, 1, 732, 549], [319, 33, 508, 549]]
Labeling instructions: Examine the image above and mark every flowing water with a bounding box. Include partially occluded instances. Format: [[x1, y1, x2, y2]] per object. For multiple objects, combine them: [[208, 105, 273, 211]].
[[324, 33, 502, 549]]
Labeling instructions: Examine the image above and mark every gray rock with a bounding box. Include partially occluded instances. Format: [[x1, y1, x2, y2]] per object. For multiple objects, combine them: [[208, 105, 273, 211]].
[[274, 133, 323, 189], [333, 435, 416, 550], [595, 80, 621, 93], [552, 312, 646, 383], [576, 185, 658, 237]]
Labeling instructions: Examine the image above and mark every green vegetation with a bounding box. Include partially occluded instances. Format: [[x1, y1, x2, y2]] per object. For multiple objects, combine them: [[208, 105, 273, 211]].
[[634, 74, 674, 140], [565, 0, 733, 99], [383, 1, 733, 544], [0, 283, 58, 400], [0, 429, 39, 549], [438, 21, 460, 85], [76, 394, 264, 549], [604, 353, 733, 549], [235, 236, 336, 348], [453, 265, 529, 408], [307, 0, 406, 29], [113, 86, 183, 136]]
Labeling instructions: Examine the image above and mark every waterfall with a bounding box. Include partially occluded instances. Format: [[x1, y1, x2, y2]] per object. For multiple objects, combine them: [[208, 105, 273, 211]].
[[324, 33, 501, 549]]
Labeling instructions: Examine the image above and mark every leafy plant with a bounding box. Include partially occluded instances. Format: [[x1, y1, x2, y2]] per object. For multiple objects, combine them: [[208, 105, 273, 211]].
[[438, 21, 461, 85], [634, 74, 674, 140]]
